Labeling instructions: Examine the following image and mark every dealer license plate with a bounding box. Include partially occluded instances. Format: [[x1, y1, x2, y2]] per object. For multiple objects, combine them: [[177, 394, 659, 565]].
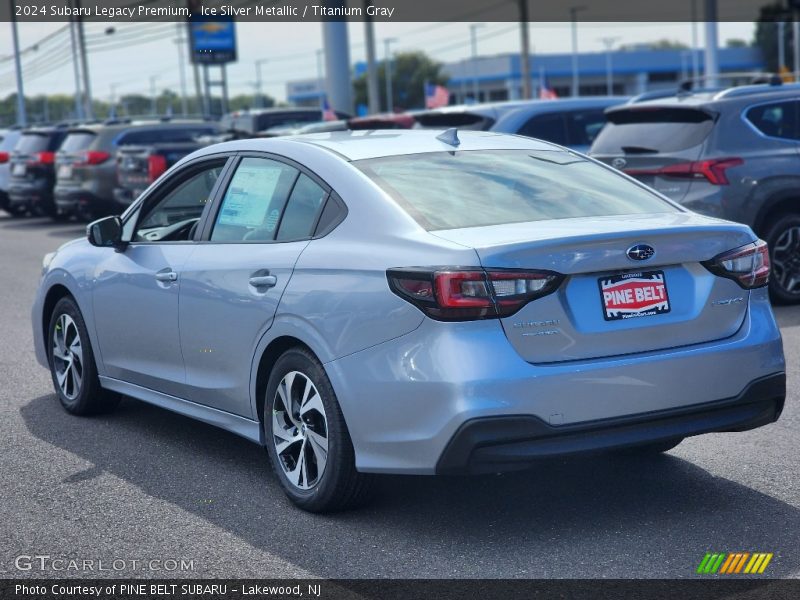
[[599, 270, 670, 321]]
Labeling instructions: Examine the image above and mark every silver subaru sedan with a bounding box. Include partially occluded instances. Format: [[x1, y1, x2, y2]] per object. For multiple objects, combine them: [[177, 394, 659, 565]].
[[32, 130, 786, 512]]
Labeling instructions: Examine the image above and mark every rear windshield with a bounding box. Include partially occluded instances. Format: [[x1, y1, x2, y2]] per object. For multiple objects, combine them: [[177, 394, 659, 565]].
[[15, 133, 50, 153], [414, 112, 494, 131], [60, 131, 96, 152], [355, 150, 677, 231], [591, 107, 714, 154]]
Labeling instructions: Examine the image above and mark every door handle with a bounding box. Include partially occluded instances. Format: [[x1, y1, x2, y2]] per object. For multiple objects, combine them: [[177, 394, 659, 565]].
[[155, 269, 178, 282], [249, 274, 277, 288]]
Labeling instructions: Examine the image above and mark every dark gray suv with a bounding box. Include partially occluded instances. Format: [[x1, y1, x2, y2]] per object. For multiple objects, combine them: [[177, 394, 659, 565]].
[[590, 83, 800, 303]]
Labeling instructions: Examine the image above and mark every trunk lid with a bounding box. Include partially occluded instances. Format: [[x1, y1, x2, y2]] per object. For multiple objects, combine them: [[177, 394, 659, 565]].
[[432, 213, 754, 363]]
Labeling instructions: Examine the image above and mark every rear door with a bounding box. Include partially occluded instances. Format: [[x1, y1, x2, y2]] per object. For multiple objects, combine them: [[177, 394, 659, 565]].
[[179, 155, 329, 417], [590, 106, 716, 202]]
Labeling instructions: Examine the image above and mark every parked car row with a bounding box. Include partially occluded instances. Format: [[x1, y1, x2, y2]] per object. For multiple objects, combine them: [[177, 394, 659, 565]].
[[0, 119, 220, 221]]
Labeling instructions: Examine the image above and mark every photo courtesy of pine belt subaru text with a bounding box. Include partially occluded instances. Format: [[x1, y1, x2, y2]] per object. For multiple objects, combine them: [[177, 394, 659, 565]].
[[31, 130, 786, 512]]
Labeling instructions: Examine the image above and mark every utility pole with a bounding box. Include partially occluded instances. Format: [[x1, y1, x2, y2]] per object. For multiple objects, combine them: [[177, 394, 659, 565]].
[[690, 0, 700, 80], [599, 36, 620, 96], [384, 37, 397, 113], [255, 59, 268, 108], [469, 24, 485, 102], [794, 18, 800, 81], [703, 0, 719, 89], [778, 21, 786, 71], [364, 1, 380, 114], [518, 1, 531, 100], [10, 7, 26, 126], [74, 0, 93, 119], [569, 6, 586, 97], [175, 23, 188, 116], [69, 20, 83, 120]]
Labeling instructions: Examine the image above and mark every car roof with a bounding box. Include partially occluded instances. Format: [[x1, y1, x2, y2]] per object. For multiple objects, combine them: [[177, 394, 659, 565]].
[[203, 129, 559, 162], [614, 83, 800, 112]]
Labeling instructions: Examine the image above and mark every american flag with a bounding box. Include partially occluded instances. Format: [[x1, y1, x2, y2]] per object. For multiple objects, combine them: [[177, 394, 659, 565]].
[[425, 84, 450, 109], [539, 77, 558, 100], [322, 98, 337, 121]]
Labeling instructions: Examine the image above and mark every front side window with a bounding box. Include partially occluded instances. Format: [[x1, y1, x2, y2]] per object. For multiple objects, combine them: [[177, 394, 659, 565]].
[[211, 157, 299, 242], [133, 162, 224, 242], [746, 101, 800, 140], [355, 150, 678, 231]]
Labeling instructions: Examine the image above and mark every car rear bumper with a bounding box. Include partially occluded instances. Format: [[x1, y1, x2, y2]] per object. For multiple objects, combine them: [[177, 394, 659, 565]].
[[8, 181, 52, 209], [436, 373, 785, 474], [54, 188, 112, 216], [325, 287, 784, 474]]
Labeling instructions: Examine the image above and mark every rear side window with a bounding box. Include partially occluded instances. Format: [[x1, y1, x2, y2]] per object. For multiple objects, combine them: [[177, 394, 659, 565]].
[[565, 110, 607, 147], [211, 157, 299, 242], [519, 113, 568, 145], [355, 150, 677, 231], [591, 108, 714, 154], [746, 101, 800, 140], [60, 131, 96, 152], [15, 133, 49, 153], [276, 174, 327, 241]]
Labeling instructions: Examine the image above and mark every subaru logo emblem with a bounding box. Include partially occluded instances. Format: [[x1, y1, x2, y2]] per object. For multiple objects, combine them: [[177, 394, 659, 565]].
[[627, 244, 655, 261], [612, 157, 627, 169]]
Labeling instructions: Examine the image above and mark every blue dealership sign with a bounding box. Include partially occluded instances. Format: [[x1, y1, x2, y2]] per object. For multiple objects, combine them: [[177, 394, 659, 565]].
[[189, 18, 237, 64]]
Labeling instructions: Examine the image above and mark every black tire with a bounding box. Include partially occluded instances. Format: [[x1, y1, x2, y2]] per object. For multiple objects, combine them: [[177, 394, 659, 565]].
[[615, 438, 683, 455], [263, 347, 374, 512], [764, 213, 800, 304], [6, 204, 27, 217], [47, 296, 120, 415]]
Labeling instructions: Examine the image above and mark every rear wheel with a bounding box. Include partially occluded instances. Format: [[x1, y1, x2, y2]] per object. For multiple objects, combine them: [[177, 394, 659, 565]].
[[764, 214, 800, 304], [264, 347, 373, 512], [48, 297, 120, 415], [616, 438, 683, 455]]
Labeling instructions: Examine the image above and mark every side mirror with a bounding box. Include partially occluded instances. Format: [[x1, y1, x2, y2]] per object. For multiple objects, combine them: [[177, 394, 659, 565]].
[[87, 216, 124, 248]]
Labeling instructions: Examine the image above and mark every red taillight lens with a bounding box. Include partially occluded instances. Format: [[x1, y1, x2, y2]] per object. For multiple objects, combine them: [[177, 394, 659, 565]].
[[388, 268, 563, 321], [77, 150, 110, 166], [34, 151, 55, 165], [703, 240, 770, 289], [147, 155, 167, 182], [625, 157, 743, 185], [0, 151, 9, 164]]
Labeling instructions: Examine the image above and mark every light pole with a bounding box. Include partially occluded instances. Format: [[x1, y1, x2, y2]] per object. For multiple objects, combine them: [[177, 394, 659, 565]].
[[518, 1, 531, 100], [690, 0, 700, 81], [384, 37, 397, 113], [69, 20, 83, 120], [316, 49, 324, 109], [469, 24, 486, 102], [254, 59, 269, 108], [599, 36, 620, 96], [569, 6, 587, 97], [75, 0, 93, 119], [175, 23, 188, 116], [363, 2, 380, 114], [779, 21, 786, 72], [109, 83, 118, 118]]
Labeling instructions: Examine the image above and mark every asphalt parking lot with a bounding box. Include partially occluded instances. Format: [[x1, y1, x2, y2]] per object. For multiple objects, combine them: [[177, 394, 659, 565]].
[[1, 214, 798, 580]]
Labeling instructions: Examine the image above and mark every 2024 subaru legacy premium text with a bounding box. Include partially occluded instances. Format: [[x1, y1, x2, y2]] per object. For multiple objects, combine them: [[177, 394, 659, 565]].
[[32, 130, 786, 512]]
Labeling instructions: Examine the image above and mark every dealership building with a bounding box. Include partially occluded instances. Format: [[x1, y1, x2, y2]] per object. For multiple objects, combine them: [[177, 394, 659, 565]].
[[286, 46, 764, 109]]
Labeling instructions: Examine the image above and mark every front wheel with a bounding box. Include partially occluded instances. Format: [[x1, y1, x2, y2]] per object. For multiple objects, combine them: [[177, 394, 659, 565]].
[[48, 297, 120, 415], [264, 347, 373, 512], [765, 214, 800, 304]]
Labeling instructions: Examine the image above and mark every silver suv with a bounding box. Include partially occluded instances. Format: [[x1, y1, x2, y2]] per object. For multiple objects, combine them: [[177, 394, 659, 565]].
[[590, 83, 800, 303]]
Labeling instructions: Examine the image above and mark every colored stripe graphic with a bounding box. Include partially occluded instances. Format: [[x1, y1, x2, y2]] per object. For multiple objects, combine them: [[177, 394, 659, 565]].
[[699, 552, 773, 575]]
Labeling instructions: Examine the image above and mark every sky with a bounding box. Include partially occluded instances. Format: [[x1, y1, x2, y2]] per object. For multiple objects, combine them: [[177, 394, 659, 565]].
[[0, 21, 755, 104]]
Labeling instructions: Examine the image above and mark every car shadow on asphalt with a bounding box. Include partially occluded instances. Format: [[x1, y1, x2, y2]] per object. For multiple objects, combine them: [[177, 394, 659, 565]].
[[20, 393, 800, 578]]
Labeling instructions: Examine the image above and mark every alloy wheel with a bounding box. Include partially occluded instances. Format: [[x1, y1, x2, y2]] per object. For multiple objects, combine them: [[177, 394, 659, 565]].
[[51, 314, 83, 400], [271, 370, 329, 490], [771, 225, 800, 296]]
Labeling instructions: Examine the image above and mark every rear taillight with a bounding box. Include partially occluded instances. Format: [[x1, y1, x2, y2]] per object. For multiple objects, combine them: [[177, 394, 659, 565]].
[[625, 157, 743, 185], [147, 155, 167, 182], [0, 151, 8, 164], [32, 151, 55, 165], [76, 150, 110, 166], [703, 240, 770, 289], [387, 268, 564, 321]]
